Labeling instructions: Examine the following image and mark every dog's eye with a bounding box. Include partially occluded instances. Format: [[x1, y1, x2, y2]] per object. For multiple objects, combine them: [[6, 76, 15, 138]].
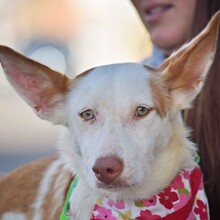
[[80, 109, 95, 120], [136, 105, 152, 117]]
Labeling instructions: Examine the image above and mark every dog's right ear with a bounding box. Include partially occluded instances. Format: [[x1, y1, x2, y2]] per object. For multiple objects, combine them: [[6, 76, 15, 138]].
[[0, 46, 69, 125]]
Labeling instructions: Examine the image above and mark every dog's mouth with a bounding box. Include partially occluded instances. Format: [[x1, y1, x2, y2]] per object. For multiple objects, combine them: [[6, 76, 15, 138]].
[[96, 179, 133, 191]]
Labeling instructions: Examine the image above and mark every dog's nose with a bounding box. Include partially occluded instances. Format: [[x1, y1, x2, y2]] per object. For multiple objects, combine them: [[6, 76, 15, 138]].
[[92, 157, 123, 184]]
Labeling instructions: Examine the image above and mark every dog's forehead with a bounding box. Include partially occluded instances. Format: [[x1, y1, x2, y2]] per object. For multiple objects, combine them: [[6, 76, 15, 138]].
[[67, 63, 157, 115], [74, 63, 152, 92]]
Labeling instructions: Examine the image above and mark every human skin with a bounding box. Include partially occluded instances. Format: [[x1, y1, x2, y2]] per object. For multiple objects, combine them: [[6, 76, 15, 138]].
[[131, 0, 197, 55]]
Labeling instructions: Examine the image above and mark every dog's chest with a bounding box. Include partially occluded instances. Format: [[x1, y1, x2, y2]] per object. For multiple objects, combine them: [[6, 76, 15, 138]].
[[65, 167, 208, 220]]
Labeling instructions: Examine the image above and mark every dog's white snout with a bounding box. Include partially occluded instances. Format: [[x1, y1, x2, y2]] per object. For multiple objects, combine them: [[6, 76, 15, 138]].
[[92, 156, 123, 184]]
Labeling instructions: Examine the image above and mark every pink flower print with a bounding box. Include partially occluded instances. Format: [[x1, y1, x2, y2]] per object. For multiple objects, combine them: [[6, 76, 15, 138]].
[[141, 195, 157, 207], [173, 193, 189, 211], [93, 205, 117, 220], [107, 200, 125, 210], [199, 180, 204, 190], [194, 200, 208, 220], [183, 169, 190, 179], [187, 211, 196, 220], [92, 204, 100, 218], [170, 174, 184, 190], [136, 210, 161, 220], [159, 187, 178, 209]]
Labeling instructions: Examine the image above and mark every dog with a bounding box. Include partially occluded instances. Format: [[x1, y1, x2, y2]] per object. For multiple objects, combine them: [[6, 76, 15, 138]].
[[0, 11, 219, 220]]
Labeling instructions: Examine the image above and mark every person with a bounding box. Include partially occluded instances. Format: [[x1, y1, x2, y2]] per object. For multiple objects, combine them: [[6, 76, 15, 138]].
[[131, 0, 220, 219]]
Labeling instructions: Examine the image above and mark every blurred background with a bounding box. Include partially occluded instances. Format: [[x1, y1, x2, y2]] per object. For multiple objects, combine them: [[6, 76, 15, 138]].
[[0, 0, 152, 173]]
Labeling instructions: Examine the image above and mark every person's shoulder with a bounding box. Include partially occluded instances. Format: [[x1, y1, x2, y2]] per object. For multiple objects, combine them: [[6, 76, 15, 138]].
[[141, 46, 165, 68]]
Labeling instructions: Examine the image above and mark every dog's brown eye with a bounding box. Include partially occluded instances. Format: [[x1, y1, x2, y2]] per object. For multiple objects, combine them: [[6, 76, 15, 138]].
[[136, 105, 152, 117], [80, 109, 94, 120]]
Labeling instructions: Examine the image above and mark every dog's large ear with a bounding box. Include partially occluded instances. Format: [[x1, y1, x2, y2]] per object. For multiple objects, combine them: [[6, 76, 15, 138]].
[[158, 11, 220, 110], [0, 46, 69, 124]]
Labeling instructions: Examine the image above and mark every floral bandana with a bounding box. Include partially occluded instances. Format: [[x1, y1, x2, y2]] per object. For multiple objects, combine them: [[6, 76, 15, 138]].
[[61, 167, 209, 220]]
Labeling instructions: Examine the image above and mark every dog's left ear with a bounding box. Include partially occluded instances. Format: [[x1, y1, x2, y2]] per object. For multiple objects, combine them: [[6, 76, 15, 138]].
[[159, 11, 220, 110], [0, 46, 69, 124]]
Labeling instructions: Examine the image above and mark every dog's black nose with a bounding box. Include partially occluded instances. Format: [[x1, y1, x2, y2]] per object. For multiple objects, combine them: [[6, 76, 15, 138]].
[[92, 157, 123, 184]]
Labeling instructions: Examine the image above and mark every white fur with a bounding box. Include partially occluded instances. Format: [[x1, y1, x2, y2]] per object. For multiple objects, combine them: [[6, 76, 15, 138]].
[[32, 159, 62, 220], [1, 212, 26, 220]]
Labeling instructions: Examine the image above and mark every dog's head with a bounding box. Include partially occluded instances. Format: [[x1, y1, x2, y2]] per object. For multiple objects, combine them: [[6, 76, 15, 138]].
[[0, 12, 219, 199]]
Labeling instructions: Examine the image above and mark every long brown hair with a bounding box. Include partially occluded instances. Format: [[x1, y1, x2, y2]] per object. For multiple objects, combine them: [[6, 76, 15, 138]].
[[184, 1, 220, 218]]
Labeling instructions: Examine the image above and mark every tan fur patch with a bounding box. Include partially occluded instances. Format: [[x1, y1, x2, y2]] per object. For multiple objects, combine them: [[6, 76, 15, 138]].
[[0, 157, 57, 219], [41, 164, 72, 219], [149, 75, 171, 118]]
